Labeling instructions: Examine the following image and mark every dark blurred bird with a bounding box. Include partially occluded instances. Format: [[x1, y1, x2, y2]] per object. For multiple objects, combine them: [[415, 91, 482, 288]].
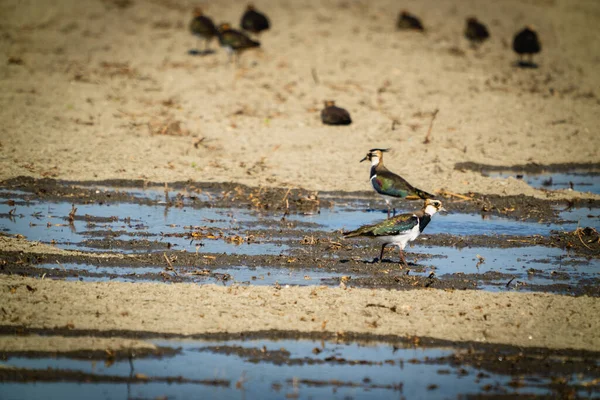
[[513, 26, 541, 65], [241, 4, 270, 35], [396, 11, 424, 31], [218, 23, 260, 63], [465, 17, 489, 45], [189, 8, 219, 52], [361, 149, 434, 218], [321, 101, 352, 125], [344, 199, 445, 266]]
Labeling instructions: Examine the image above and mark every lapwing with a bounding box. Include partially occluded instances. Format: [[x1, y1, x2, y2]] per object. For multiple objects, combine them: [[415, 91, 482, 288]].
[[465, 17, 489, 45], [344, 199, 445, 266], [513, 26, 541, 66], [189, 8, 219, 53], [241, 4, 270, 35], [218, 23, 260, 64], [397, 11, 424, 31], [361, 148, 434, 218], [321, 100, 352, 125]]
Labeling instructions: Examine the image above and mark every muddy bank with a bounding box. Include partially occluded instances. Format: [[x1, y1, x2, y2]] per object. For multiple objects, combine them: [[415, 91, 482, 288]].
[[455, 161, 600, 175], [3, 176, 600, 223]]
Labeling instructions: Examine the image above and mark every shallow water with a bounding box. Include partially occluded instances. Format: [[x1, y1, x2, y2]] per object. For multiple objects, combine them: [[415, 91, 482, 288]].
[[1, 338, 592, 400], [420, 245, 599, 291], [313, 208, 568, 236], [0, 200, 287, 255], [486, 171, 600, 195], [1, 187, 598, 293]]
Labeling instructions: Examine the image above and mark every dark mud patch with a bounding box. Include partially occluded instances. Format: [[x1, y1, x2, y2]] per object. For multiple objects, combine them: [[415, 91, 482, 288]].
[[2, 236, 598, 296], [455, 161, 600, 175], [0, 367, 230, 386], [0, 176, 327, 214], [455, 161, 600, 195], [0, 346, 179, 362], [79, 238, 171, 252], [3, 176, 597, 224]]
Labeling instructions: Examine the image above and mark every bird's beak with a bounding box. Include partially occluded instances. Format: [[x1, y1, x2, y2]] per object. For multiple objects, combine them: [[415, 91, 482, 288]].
[[439, 206, 448, 213], [360, 155, 368, 163]]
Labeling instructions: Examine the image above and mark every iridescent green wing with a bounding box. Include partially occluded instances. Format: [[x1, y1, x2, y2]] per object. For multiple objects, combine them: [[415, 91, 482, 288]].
[[373, 170, 434, 199], [370, 213, 418, 236]]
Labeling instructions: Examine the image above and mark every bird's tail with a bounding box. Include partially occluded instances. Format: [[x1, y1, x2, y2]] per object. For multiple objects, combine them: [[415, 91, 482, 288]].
[[343, 225, 375, 238], [415, 188, 435, 199], [343, 229, 361, 238]]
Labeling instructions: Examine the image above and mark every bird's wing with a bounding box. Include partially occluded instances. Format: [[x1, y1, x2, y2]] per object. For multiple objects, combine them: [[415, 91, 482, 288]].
[[344, 213, 418, 237], [373, 169, 434, 199], [371, 213, 419, 236], [372, 169, 413, 197], [221, 30, 259, 49]]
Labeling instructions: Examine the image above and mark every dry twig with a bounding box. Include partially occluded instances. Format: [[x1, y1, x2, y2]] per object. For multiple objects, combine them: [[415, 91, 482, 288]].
[[423, 109, 439, 144]]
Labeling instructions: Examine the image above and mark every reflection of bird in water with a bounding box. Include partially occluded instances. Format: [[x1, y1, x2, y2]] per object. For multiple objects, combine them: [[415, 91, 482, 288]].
[[513, 26, 541, 66], [241, 4, 270, 36], [218, 23, 260, 64], [465, 17, 489, 45], [361, 149, 434, 218], [189, 8, 219, 53], [321, 101, 352, 126], [344, 199, 445, 266], [397, 11, 424, 31]]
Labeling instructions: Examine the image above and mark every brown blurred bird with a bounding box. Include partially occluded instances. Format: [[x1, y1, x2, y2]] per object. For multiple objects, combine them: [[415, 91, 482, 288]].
[[397, 11, 424, 31], [321, 101, 352, 125], [513, 26, 541, 65], [218, 23, 260, 63], [189, 8, 219, 52], [241, 4, 270, 35], [465, 17, 489, 45]]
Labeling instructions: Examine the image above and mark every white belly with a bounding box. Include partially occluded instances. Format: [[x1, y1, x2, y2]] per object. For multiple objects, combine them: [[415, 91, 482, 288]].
[[375, 224, 421, 250]]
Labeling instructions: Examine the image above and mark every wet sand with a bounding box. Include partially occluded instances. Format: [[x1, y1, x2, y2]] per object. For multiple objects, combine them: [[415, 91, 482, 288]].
[[2, 274, 600, 352]]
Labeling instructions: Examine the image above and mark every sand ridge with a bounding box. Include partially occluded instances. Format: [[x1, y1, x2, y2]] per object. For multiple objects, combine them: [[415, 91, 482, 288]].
[[2, 275, 599, 351], [0, 0, 599, 197]]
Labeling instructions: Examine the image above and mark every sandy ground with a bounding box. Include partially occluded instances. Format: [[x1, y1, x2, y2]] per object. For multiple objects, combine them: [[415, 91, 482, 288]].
[[1, 0, 600, 354], [0, 0, 598, 197], [2, 275, 599, 352]]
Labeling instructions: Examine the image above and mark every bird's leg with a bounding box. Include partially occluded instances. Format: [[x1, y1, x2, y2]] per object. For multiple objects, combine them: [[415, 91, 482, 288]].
[[392, 208, 397, 217], [204, 39, 209, 52], [379, 243, 387, 262], [386, 200, 391, 219], [387, 207, 391, 219], [398, 248, 408, 267]]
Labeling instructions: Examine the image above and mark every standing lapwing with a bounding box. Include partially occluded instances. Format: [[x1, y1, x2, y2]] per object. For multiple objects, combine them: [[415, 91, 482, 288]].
[[465, 17, 489, 46], [513, 26, 541, 67], [189, 8, 219, 54], [321, 101, 352, 125], [344, 199, 445, 266], [218, 23, 260, 64], [241, 4, 270, 36], [397, 11, 424, 31], [361, 149, 434, 218]]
